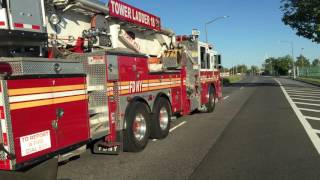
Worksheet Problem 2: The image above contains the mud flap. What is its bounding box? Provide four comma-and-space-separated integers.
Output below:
92, 131, 123, 155
93, 140, 121, 155
0, 158, 58, 180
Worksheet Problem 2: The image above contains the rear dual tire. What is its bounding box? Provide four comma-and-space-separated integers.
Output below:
206, 86, 216, 113
123, 102, 151, 152
150, 97, 171, 139
123, 97, 171, 152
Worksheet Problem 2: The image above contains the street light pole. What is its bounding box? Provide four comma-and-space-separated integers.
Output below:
205, 16, 229, 43
280, 41, 296, 79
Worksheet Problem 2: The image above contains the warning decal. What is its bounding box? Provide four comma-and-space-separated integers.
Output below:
20, 130, 51, 157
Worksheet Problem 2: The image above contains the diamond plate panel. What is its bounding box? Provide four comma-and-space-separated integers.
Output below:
0, 57, 84, 75
68, 52, 110, 139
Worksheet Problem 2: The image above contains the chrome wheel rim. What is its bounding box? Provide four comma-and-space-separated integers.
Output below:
159, 107, 169, 130
133, 113, 147, 141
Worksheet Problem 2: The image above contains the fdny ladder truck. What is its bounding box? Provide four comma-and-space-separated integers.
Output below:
0, 0, 222, 177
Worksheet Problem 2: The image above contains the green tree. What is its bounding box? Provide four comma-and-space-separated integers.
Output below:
281, 0, 320, 43
264, 57, 278, 75
263, 55, 292, 75
312, 58, 320, 66
222, 66, 229, 72
277, 55, 292, 75
250, 65, 260, 74
295, 55, 310, 67
236, 64, 248, 74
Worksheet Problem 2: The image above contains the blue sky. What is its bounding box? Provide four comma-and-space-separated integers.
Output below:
125, 0, 320, 68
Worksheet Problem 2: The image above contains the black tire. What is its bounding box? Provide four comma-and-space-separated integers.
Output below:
150, 97, 171, 139
123, 101, 151, 152
206, 86, 216, 113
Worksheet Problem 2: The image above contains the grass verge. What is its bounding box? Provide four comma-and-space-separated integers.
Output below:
296, 77, 320, 86
222, 76, 242, 85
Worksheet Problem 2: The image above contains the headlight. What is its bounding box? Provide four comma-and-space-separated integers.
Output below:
49, 14, 61, 25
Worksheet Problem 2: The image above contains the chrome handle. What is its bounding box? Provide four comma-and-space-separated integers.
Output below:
52, 120, 58, 130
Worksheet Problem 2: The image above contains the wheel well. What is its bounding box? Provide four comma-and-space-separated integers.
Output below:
128, 96, 151, 112
124, 96, 151, 130
154, 93, 172, 114
210, 83, 216, 92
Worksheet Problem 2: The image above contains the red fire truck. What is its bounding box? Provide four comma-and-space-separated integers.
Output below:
0, 0, 222, 177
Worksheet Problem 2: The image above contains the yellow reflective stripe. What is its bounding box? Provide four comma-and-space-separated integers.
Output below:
107, 91, 113, 96
120, 82, 130, 86
9, 85, 86, 96
120, 90, 130, 94
148, 79, 161, 83
148, 85, 172, 91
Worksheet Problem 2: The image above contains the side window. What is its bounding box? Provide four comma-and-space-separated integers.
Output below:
206, 53, 210, 69
200, 46, 206, 69
214, 55, 222, 69
0, 0, 6, 8
210, 55, 215, 69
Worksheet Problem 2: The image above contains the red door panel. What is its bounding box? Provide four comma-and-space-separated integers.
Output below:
52, 77, 89, 149
7, 78, 57, 164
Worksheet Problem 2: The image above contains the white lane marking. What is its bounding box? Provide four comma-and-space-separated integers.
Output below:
240, 87, 244, 90
152, 121, 187, 142
290, 94, 320, 99
285, 88, 319, 92
275, 79, 320, 154
286, 90, 320, 94
169, 121, 187, 133
306, 116, 320, 121
287, 91, 320, 96
299, 108, 320, 113
223, 96, 230, 100
295, 102, 320, 107
292, 98, 320, 102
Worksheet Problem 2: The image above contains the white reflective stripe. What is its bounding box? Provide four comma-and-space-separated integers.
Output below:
121, 85, 130, 90
107, 87, 114, 91
9, 90, 86, 103
1, 119, 7, 133
23, 24, 32, 29
148, 82, 172, 87
172, 81, 181, 85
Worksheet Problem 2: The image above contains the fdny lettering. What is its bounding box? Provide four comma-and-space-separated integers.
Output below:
129, 81, 143, 93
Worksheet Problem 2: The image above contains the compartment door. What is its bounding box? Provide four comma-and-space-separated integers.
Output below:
7, 78, 57, 164
7, 0, 45, 32
52, 77, 89, 149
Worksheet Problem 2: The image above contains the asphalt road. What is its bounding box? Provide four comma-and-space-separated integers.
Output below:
57, 76, 320, 180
